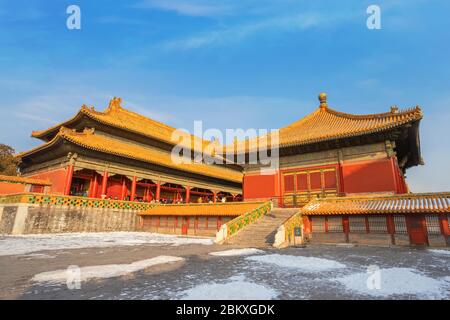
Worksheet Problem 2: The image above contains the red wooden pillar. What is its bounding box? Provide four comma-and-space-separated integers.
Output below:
342, 216, 350, 242
365, 216, 370, 233
120, 176, 127, 201
439, 213, 449, 236
63, 164, 74, 195
100, 170, 108, 197
213, 191, 217, 203
185, 186, 190, 204
387, 215, 395, 245
130, 176, 137, 201
156, 181, 161, 201
338, 162, 345, 195
89, 173, 98, 198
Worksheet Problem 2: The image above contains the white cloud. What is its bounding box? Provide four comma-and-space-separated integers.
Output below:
135, 0, 231, 17
162, 12, 324, 50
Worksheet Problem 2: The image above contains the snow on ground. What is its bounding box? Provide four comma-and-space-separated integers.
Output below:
247, 254, 346, 272
0, 232, 213, 256
180, 275, 279, 300
429, 249, 450, 256
32, 256, 184, 283
334, 267, 448, 298
209, 248, 265, 256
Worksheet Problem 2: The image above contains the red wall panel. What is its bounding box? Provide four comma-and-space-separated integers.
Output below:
342, 159, 396, 194
243, 173, 278, 200
26, 168, 67, 194
0, 182, 26, 194
106, 179, 123, 199
297, 173, 308, 191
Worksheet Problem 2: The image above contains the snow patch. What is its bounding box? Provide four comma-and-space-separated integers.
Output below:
0, 232, 213, 256
247, 254, 346, 272
180, 275, 279, 300
429, 249, 450, 256
32, 255, 184, 283
209, 248, 264, 256
334, 267, 447, 298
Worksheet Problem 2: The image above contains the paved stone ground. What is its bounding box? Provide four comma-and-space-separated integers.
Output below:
0, 242, 449, 300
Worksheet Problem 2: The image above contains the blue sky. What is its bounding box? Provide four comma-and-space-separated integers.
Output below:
0, 0, 449, 191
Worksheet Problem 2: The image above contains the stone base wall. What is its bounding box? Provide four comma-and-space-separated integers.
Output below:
428, 234, 448, 247
348, 233, 392, 246
393, 234, 410, 246
141, 225, 216, 237
0, 204, 140, 235
306, 231, 449, 247
309, 232, 347, 244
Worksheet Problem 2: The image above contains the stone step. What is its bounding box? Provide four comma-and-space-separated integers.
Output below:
224, 208, 298, 246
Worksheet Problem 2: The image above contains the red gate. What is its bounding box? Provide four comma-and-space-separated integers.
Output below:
407, 215, 428, 245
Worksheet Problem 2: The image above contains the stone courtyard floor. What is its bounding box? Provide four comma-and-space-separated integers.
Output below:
0, 232, 449, 300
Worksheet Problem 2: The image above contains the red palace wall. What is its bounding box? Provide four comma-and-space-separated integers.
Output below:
25, 168, 67, 194
0, 181, 26, 194
243, 172, 280, 201
243, 157, 408, 202
341, 158, 402, 194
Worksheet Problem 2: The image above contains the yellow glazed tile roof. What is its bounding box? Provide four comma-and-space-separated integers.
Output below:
300, 192, 450, 215
230, 93, 423, 152
18, 127, 243, 183
0, 174, 51, 186
139, 201, 264, 216
31, 97, 210, 150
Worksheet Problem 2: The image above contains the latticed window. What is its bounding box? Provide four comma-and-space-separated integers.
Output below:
393, 215, 407, 234
349, 216, 367, 233
368, 215, 388, 233
425, 214, 441, 235
311, 216, 325, 233
327, 216, 343, 233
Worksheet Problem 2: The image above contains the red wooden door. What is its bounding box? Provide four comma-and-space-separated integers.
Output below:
407, 215, 428, 245
181, 217, 189, 235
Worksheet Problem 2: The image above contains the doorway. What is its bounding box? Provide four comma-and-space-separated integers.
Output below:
407, 215, 428, 245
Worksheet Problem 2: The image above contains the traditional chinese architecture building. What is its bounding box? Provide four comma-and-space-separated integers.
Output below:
300, 192, 450, 247
2, 92, 448, 247
241, 93, 423, 206
15, 97, 243, 203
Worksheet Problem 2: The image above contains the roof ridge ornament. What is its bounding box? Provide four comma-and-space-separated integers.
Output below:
107, 96, 123, 112
318, 92, 327, 109
390, 105, 399, 113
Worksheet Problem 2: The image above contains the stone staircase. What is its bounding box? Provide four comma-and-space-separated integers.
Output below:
223, 208, 299, 247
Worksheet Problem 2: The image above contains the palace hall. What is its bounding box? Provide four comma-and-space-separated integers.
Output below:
1, 93, 448, 247
15, 97, 243, 204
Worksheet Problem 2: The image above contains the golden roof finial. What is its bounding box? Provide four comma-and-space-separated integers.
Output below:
107, 96, 122, 112
318, 92, 327, 109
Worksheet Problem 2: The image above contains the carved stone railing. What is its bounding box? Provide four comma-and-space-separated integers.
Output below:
0, 193, 156, 211
215, 201, 272, 243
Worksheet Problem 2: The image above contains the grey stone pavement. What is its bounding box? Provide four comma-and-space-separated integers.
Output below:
0, 240, 449, 300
